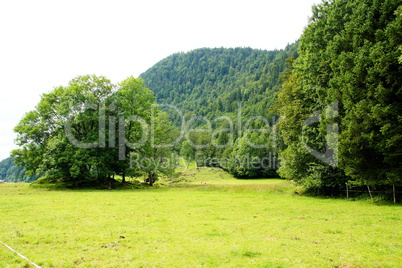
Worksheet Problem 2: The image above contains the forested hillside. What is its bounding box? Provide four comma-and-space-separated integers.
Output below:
140, 45, 298, 122
0, 157, 40, 182
141, 45, 298, 177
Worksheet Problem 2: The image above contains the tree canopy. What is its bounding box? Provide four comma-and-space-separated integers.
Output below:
12, 75, 174, 186
276, 0, 402, 193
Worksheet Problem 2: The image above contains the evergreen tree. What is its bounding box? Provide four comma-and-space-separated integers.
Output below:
276, 0, 402, 192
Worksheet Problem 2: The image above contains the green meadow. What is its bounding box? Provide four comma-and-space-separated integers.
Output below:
1, 173, 401, 268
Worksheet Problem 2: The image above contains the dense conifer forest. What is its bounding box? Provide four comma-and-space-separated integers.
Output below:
140, 44, 298, 122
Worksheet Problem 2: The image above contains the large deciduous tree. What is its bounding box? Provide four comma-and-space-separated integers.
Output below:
12, 75, 172, 186
13, 75, 116, 185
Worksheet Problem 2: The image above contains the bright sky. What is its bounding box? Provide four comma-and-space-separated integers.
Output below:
0, 0, 321, 160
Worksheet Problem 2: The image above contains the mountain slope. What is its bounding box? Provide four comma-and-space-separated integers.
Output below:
140, 44, 298, 122
140, 44, 298, 177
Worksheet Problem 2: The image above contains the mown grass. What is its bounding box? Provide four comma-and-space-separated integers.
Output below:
0, 179, 401, 267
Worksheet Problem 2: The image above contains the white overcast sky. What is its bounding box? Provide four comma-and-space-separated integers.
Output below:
0, 0, 321, 160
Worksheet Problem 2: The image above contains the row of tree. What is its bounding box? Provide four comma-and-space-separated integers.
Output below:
275, 0, 402, 195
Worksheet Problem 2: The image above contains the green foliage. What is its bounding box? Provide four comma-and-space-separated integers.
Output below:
141, 46, 298, 178
140, 108, 179, 185
180, 140, 195, 162
141, 46, 298, 122
224, 132, 278, 178
276, 0, 402, 192
0, 157, 40, 182
11, 75, 174, 186
12, 75, 116, 184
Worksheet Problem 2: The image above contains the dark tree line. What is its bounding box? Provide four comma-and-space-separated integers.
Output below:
275, 0, 402, 198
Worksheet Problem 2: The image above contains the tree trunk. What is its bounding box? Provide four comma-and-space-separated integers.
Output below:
106, 175, 112, 189
346, 183, 349, 199
122, 171, 126, 184
148, 172, 156, 186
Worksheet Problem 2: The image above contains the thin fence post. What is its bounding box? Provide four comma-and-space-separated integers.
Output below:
393, 184, 396, 204
367, 185, 374, 202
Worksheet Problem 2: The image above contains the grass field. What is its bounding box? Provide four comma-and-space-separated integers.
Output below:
0, 173, 401, 267
162, 161, 287, 186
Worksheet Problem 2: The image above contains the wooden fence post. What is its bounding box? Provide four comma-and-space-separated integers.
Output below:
367, 185, 374, 202
393, 184, 396, 204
